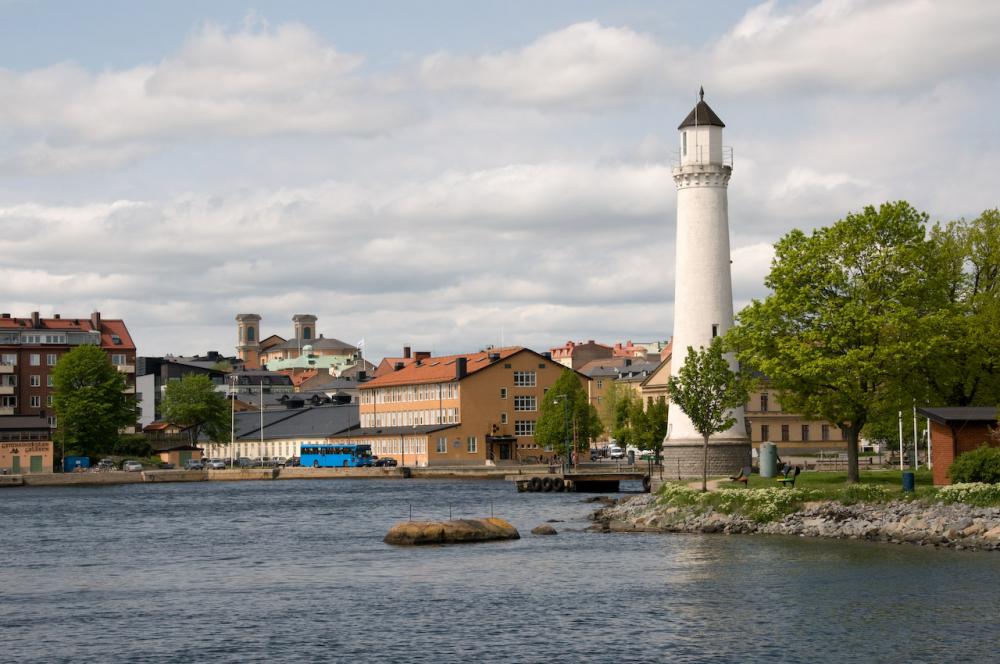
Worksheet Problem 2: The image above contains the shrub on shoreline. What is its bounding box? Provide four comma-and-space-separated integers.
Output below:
935, 482, 1000, 507
948, 445, 1000, 484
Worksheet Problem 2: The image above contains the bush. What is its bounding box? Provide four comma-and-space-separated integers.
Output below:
948, 445, 1000, 484
840, 483, 891, 505
936, 482, 1000, 507
110, 434, 154, 457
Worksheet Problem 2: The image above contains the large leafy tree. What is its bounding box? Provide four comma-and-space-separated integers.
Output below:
52, 344, 135, 458
638, 397, 668, 463
919, 209, 1000, 407
536, 369, 602, 458
728, 201, 936, 483
162, 374, 229, 445
666, 338, 748, 491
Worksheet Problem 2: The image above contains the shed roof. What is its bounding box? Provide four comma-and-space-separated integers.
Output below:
917, 407, 998, 425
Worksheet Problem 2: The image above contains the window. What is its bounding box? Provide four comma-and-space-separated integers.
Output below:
46, 375, 54, 387
30, 375, 40, 387
683, 131, 687, 156
111, 354, 126, 366
303, 328, 311, 340
514, 420, 536, 436
46, 353, 58, 366
840, 427, 847, 441
467, 436, 477, 453
781, 425, 789, 442
1, 353, 16, 366
48, 416, 57, 428
247, 327, 255, 342
500, 388, 508, 399
821, 424, 830, 442
801, 425, 810, 442
30, 395, 41, 408
760, 393, 769, 412
436, 437, 447, 453
597, 380, 603, 389
513, 371, 536, 387
47, 395, 53, 406
500, 412, 508, 424
0, 375, 15, 387
1, 396, 16, 407
513, 395, 536, 411
712, 324, 719, 338
30, 353, 40, 366
761, 424, 770, 441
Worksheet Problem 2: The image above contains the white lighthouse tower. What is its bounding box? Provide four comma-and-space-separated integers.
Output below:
663, 88, 750, 474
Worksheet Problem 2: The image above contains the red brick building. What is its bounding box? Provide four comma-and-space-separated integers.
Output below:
0, 311, 136, 431
918, 407, 998, 485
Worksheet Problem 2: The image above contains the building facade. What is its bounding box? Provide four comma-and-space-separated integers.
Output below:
0, 311, 136, 432
336, 347, 589, 466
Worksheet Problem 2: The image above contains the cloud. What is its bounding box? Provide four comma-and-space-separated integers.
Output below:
419, 21, 671, 109
0, 19, 416, 168
710, 0, 1000, 93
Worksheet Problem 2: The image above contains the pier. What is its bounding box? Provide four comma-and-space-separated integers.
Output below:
507, 469, 651, 493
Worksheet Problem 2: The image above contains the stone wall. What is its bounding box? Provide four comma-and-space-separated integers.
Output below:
659, 442, 751, 479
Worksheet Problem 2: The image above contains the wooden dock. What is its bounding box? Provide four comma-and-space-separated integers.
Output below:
506, 470, 651, 493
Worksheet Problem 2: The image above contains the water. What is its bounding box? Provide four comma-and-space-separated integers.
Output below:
2, 479, 999, 663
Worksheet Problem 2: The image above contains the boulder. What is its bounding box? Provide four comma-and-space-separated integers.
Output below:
384, 518, 520, 546
532, 524, 558, 536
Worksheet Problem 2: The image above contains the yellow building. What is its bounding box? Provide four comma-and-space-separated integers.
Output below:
335, 347, 589, 466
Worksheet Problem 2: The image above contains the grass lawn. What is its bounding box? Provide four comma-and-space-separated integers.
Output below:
736, 467, 936, 499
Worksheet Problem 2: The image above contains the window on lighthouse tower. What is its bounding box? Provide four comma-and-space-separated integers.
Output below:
712, 324, 719, 338
683, 132, 687, 156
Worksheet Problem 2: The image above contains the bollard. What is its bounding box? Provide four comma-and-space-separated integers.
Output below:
902, 471, 915, 493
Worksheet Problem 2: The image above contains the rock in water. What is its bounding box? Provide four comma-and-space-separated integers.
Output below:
384, 518, 520, 545
531, 524, 557, 536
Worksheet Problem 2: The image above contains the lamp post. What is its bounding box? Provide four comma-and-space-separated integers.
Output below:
229, 373, 237, 468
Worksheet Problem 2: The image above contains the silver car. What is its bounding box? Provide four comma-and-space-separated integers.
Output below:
204, 459, 226, 470
122, 460, 143, 472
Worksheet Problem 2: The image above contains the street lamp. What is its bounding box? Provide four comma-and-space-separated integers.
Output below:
228, 373, 238, 468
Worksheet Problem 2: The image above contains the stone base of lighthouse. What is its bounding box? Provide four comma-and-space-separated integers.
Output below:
659, 439, 751, 479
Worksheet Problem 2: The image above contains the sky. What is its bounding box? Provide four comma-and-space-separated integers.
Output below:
2, 0, 999, 363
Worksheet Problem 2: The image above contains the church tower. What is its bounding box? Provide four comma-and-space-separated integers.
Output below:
236, 313, 262, 369
663, 89, 750, 473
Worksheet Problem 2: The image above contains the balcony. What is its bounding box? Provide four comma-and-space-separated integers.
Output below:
0, 406, 13, 416
0, 385, 13, 396
0, 364, 13, 374
116, 364, 136, 374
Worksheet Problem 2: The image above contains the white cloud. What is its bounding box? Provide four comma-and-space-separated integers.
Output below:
419, 21, 671, 109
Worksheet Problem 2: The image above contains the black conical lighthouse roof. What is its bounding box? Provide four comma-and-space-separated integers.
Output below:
678, 87, 725, 130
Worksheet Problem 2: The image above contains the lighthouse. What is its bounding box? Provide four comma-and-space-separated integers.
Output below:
663, 88, 750, 474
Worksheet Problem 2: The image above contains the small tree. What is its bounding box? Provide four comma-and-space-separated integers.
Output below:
536, 369, 602, 458
162, 374, 230, 445
52, 344, 135, 458
666, 338, 748, 492
643, 397, 669, 464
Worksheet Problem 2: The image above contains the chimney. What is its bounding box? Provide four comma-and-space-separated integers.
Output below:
53, 314, 60, 319
542, 351, 552, 360
415, 351, 431, 361
403, 346, 412, 359
357, 371, 367, 381
625, 358, 632, 366
31, 311, 40, 328
487, 352, 500, 362
90, 311, 101, 330
455, 357, 468, 379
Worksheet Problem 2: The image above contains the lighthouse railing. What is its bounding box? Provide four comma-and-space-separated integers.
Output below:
671, 146, 734, 168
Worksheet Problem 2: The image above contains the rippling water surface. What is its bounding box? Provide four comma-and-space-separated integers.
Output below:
2, 479, 999, 663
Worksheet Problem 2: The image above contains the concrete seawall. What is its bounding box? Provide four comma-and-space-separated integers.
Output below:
2, 464, 560, 488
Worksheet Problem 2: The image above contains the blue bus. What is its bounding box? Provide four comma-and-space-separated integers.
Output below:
301, 444, 373, 468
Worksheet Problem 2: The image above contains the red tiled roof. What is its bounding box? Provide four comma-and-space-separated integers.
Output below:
363, 347, 524, 388
0, 314, 136, 350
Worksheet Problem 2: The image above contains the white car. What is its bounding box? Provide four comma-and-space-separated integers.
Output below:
122, 460, 143, 472
608, 446, 625, 459
204, 459, 226, 470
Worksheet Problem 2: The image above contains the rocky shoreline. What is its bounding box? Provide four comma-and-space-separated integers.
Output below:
587, 494, 1000, 551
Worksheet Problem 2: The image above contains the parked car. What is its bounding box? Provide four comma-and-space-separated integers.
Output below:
184, 459, 205, 470
237, 457, 254, 468
374, 457, 398, 467
158, 462, 175, 469
271, 457, 288, 467
122, 460, 143, 472
96, 458, 116, 471
204, 459, 226, 470
285, 457, 301, 467
608, 445, 625, 459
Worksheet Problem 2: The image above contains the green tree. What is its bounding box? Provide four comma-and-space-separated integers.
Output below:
611, 388, 640, 448
52, 344, 134, 458
728, 201, 936, 483
919, 209, 1000, 407
536, 369, 602, 458
162, 374, 230, 445
640, 397, 669, 463
667, 337, 749, 492
599, 380, 629, 435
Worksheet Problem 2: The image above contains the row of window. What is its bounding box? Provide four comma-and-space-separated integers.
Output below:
761, 423, 844, 442
0, 395, 53, 407
0, 375, 56, 387
360, 408, 460, 428
362, 382, 460, 405
0, 352, 129, 366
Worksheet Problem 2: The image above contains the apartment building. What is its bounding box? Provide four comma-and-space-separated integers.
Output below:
0, 311, 136, 430
333, 347, 589, 466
